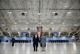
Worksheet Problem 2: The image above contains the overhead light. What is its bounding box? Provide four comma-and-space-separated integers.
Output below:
8, 12, 12, 14
18, 32, 20, 33
1, 24, 6, 26
64, 5, 68, 8
21, 12, 25, 16
74, 24, 78, 26
51, 22, 54, 24
37, 13, 41, 15
54, 13, 58, 16
67, 12, 72, 14
24, 12, 27, 13
52, 12, 58, 16
62, 22, 65, 25
52, 12, 56, 13
26, 22, 29, 24
25, 28, 28, 30
14, 22, 17, 24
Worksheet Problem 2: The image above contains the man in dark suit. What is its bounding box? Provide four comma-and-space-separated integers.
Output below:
12, 37, 15, 47
33, 34, 39, 52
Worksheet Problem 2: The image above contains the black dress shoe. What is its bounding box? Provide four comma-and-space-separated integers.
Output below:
34, 49, 36, 52
35, 49, 37, 52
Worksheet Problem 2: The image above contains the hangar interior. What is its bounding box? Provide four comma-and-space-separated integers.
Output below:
0, 0, 80, 54
0, 0, 80, 41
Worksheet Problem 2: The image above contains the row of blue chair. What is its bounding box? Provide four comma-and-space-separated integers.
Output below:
0, 36, 75, 42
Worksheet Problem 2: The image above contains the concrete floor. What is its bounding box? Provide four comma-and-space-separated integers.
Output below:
0, 42, 80, 54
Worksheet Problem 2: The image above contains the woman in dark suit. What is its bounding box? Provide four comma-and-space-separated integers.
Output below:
33, 34, 39, 52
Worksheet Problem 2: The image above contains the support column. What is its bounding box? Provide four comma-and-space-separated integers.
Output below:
18, 32, 20, 36
29, 31, 31, 37
8, 32, 11, 36
59, 32, 61, 36
49, 32, 51, 37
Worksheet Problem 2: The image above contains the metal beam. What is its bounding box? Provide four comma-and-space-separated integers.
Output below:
39, 0, 41, 13
50, 9, 80, 10
0, 9, 29, 10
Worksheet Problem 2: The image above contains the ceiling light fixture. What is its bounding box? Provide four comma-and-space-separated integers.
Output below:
8, 12, 12, 14
38, 13, 41, 15
51, 22, 54, 24
52, 12, 58, 16
74, 24, 78, 26
67, 12, 72, 14
24, 12, 27, 13
21, 12, 25, 16
14, 22, 17, 24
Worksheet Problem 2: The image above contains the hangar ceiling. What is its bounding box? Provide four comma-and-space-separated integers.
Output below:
0, 0, 80, 32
